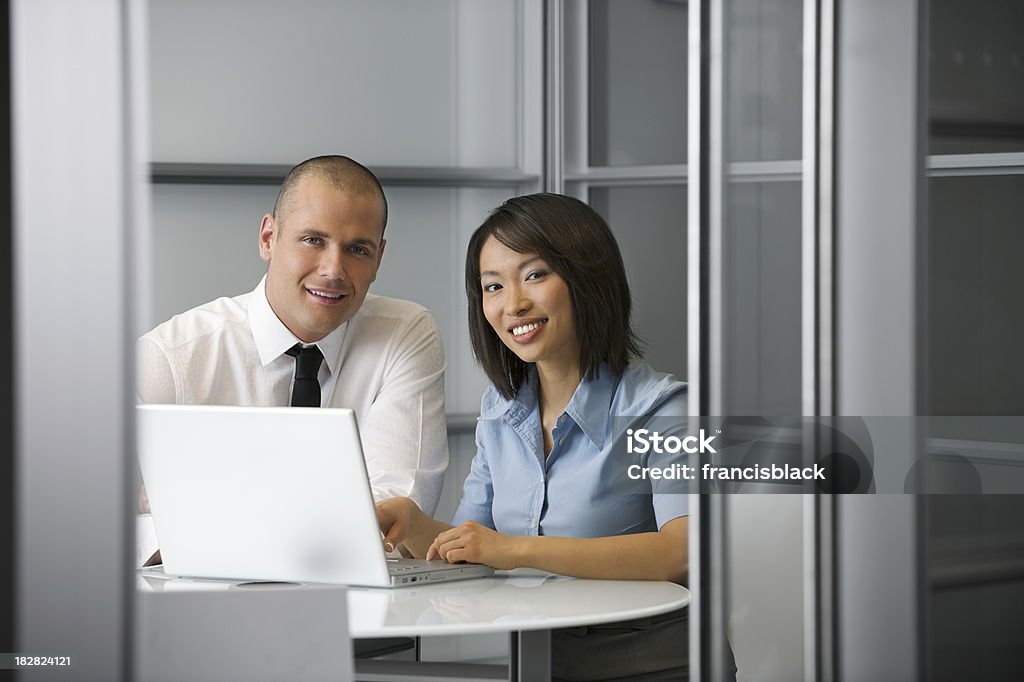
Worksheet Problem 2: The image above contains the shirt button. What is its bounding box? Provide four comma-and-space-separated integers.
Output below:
558, 415, 566, 425
558, 436, 566, 446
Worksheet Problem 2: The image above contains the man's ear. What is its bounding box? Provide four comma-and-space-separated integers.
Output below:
370, 238, 387, 284
258, 213, 276, 263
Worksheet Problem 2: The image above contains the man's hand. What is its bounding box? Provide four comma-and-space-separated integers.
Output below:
426, 521, 518, 570
376, 497, 417, 553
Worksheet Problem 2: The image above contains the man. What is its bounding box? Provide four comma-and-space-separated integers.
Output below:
138, 155, 448, 516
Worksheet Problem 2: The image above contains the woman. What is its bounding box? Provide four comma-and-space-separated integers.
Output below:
378, 193, 694, 681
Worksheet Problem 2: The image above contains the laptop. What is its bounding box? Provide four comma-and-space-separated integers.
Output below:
136, 404, 493, 587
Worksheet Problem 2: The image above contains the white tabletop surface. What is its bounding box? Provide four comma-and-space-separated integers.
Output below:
138, 567, 690, 638
348, 569, 690, 637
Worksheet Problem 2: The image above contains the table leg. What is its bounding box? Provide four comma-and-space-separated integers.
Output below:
509, 630, 550, 682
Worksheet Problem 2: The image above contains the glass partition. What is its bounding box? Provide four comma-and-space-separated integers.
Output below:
589, 184, 687, 379
925, 4, 1024, 675
721, 180, 802, 415
928, 0, 1024, 155
143, 0, 540, 668
725, 0, 803, 163
717, 1, 805, 679
928, 175, 1024, 416
588, 0, 688, 166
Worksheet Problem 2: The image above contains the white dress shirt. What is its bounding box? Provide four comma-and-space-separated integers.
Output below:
138, 277, 448, 514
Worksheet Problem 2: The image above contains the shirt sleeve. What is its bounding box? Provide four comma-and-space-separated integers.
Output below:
450, 424, 496, 530
646, 390, 690, 527
136, 335, 178, 404
359, 310, 449, 516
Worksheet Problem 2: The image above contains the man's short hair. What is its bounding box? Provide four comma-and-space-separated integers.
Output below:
465, 193, 642, 400
273, 155, 388, 236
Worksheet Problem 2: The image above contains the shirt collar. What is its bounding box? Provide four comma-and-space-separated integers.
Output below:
479, 365, 617, 449
248, 275, 347, 374
563, 367, 616, 449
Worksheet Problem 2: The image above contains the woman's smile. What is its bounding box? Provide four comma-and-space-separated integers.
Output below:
508, 318, 548, 342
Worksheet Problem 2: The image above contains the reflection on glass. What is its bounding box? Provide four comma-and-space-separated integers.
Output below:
928, 176, 1024, 416
721, 181, 801, 415
589, 185, 687, 379
929, 579, 1024, 680
716, 5, 804, 678
726, 495, 804, 678
725, 0, 803, 163
588, 0, 687, 166
929, 0, 1024, 155
926, 160, 1024, 680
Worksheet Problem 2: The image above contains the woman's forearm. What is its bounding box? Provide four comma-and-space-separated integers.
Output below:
512, 517, 688, 583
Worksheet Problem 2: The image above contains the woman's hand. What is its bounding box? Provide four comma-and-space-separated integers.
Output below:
426, 521, 519, 570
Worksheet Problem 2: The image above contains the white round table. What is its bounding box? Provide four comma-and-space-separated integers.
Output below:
138, 567, 690, 681
349, 568, 690, 681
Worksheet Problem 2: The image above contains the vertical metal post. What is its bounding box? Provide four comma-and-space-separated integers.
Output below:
518, 0, 545, 196
688, 0, 728, 679
0, 0, 15, 660
802, 0, 837, 679
686, 0, 706, 676
833, 0, 927, 679
509, 630, 551, 682
802, 0, 836, 421
544, 0, 565, 193
12, 0, 144, 679
560, 0, 589, 202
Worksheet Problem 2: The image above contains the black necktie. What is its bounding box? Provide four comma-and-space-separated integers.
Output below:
285, 344, 324, 407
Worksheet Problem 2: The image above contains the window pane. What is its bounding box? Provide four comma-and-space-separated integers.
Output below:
588, 0, 687, 167
713, 5, 806, 677
926, 109, 1024, 682
588, 185, 687, 379
929, 579, 1024, 680
725, 0, 803, 162
727, 496, 805, 679
928, 175, 1024, 415
721, 181, 802, 415
718, 182, 804, 680
929, 0, 1024, 155
149, 0, 519, 167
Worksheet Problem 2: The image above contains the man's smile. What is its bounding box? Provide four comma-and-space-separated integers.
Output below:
306, 286, 349, 304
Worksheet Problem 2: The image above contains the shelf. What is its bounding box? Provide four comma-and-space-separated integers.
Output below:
151, 163, 539, 188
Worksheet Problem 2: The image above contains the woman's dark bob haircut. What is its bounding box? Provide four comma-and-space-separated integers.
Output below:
466, 193, 641, 400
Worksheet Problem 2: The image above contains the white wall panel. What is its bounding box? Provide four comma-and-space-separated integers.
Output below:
150, 0, 518, 167
589, 185, 688, 380
149, 184, 276, 328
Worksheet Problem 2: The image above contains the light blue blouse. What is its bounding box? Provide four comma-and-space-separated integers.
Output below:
452, 363, 689, 538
